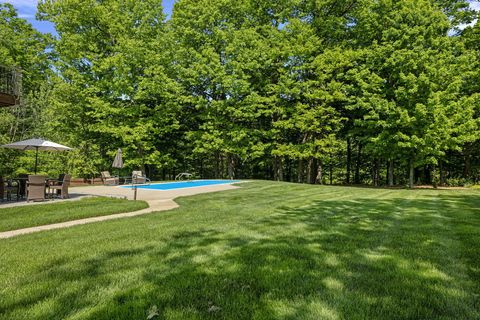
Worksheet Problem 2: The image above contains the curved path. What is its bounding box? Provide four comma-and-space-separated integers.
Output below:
0, 183, 240, 239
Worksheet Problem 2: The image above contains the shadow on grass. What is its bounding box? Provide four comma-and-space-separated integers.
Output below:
2, 194, 480, 320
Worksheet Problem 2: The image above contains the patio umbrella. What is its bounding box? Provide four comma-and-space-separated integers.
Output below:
0, 138, 73, 173
112, 148, 123, 169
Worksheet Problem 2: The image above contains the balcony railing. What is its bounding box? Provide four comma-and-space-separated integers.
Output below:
0, 65, 21, 107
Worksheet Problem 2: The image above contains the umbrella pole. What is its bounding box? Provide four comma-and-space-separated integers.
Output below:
34, 147, 38, 174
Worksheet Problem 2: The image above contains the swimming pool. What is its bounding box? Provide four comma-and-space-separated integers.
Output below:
123, 180, 240, 191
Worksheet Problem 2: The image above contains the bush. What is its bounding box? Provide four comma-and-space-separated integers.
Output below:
444, 178, 472, 187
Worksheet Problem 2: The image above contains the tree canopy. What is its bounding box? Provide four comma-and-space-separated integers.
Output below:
1, 0, 479, 187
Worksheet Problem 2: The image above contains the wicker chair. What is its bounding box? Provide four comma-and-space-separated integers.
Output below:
5, 179, 19, 201
49, 174, 71, 199
27, 175, 46, 202
17, 174, 28, 199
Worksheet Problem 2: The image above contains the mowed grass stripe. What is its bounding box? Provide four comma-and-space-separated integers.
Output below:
0, 197, 148, 232
0, 181, 479, 320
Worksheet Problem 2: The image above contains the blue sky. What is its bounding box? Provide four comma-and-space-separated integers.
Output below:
6, 0, 176, 34
5, 0, 480, 35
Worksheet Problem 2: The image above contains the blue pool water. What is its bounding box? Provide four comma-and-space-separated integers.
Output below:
124, 180, 240, 191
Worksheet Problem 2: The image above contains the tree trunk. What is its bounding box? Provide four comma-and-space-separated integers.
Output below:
214, 152, 220, 179
297, 159, 304, 183
439, 160, 445, 186
274, 156, 284, 181
316, 161, 323, 184
307, 157, 313, 184
409, 158, 415, 189
346, 137, 351, 184
227, 154, 235, 180
329, 154, 334, 185
278, 157, 284, 181
373, 160, 379, 186
273, 157, 279, 181
388, 159, 394, 187
286, 159, 292, 182
307, 157, 316, 184
354, 143, 362, 184
220, 154, 225, 179
464, 146, 471, 179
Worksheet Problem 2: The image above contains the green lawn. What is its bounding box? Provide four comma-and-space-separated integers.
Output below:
0, 197, 148, 232
0, 181, 479, 320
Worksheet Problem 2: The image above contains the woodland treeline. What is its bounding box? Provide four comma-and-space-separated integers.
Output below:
1, 0, 480, 187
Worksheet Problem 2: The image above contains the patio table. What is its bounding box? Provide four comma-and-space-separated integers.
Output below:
10, 177, 59, 200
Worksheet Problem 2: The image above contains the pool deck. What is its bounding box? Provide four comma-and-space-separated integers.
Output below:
70, 182, 241, 201
0, 182, 242, 239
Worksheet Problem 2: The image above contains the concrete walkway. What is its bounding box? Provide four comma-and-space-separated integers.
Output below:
0, 182, 240, 239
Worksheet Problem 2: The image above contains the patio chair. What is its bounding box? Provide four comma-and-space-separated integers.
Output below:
48, 173, 65, 195
132, 170, 150, 184
49, 174, 71, 199
17, 174, 28, 199
27, 175, 46, 202
101, 171, 119, 185
4, 179, 19, 201
0, 176, 17, 201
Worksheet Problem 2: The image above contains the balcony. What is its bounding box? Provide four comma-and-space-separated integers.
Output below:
0, 65, 21, 107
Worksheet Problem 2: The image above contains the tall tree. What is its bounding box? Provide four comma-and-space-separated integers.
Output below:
347, 0, 476, 187
0, 3, 51, 175
38, 0, 180, 177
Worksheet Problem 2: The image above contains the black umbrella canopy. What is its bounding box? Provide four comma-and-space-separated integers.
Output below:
1, 138, 73, 173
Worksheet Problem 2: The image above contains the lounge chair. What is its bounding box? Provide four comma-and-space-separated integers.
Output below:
27, 175, 46, 202
101, 171, 119, 185
132, 170, 150, 184
49, 174, 71, 199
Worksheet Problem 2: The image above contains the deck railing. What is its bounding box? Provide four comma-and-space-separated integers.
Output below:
0, 65, 21, 106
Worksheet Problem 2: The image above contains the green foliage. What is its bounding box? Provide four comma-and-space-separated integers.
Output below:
0, 0, 479, 184
0, 3, 52, 176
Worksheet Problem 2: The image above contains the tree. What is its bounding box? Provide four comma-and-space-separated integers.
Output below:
38, 0, 180, 177
0, 3, 52, 175
347, 0, 477, 188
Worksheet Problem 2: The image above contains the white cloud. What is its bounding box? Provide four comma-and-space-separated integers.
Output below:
18, 13, 35, 18
6, 0, 38, 9
6, 0, 37, 19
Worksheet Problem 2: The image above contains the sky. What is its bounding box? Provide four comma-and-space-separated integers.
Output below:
5, 0, 176, 34
4, 0, 480, 35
